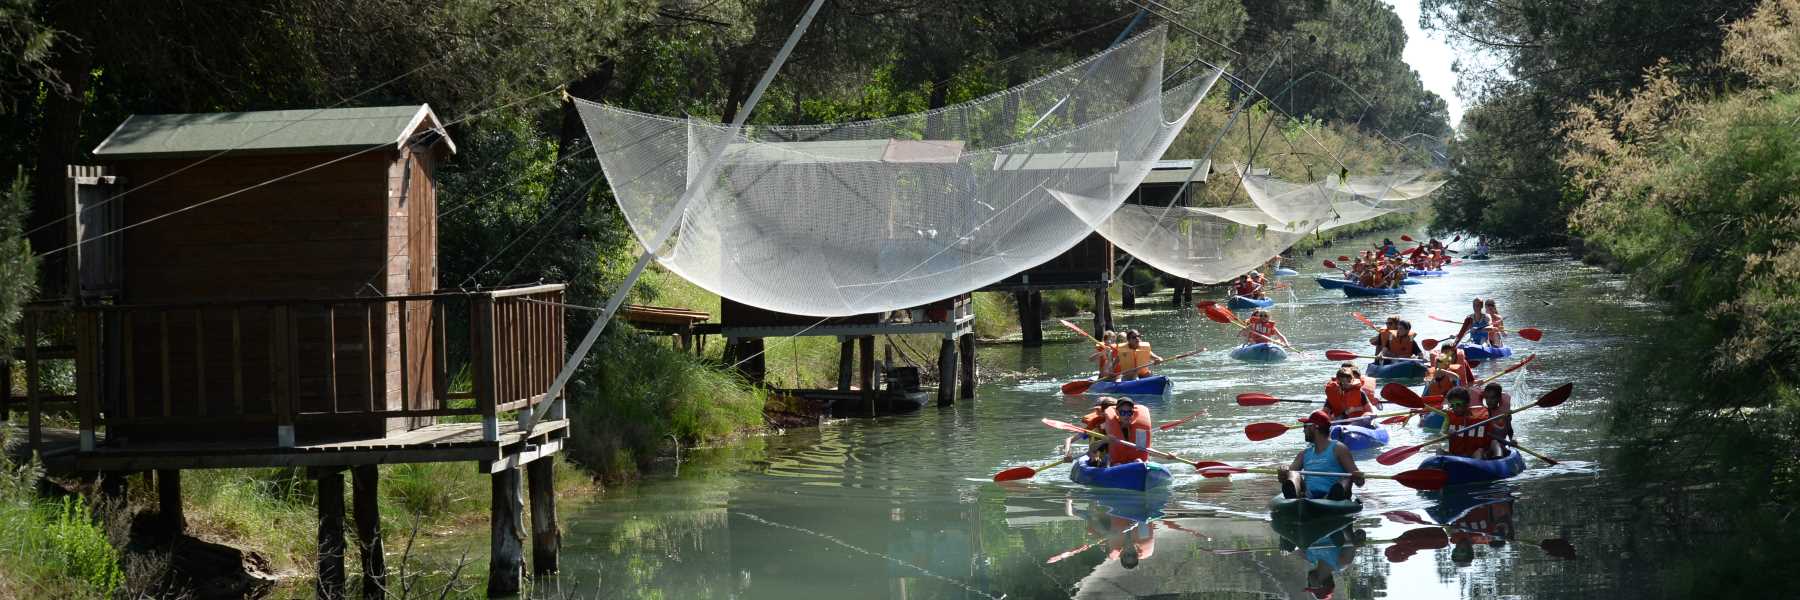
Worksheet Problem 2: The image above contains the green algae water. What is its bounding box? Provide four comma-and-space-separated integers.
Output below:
541, 240, 1706, 599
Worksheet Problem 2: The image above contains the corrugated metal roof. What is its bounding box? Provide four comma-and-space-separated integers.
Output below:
92, 104, 455, 159
1141, 159, 1211, 185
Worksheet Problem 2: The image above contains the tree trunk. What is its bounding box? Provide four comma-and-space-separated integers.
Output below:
30, 5, 94, 299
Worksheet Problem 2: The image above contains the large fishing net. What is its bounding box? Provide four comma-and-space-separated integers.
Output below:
1098, 166, 1444, 283
575, 27, 1223, 316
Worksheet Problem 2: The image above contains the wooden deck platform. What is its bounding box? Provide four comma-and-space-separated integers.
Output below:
30, 419, 568, 473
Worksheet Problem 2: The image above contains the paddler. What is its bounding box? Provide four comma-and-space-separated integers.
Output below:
1483, 299, 1506, 348
1462, 297, 1492, 346
1370, 316, 1401, 353
1089, 330, 1119, 378
1233, 274, 1264, 299
1113, 330, 1162, 380
1430, 340, 1475, 384
1482, 383, 1514, 455
1373, 319, 1421, 365
1323, 367, 1376, 420
1102, 398, 1154, 465
1423, 367, 1458, 403
1243, 309, 1290, 347
1250, 270, 1271, 297
1443, 387, 1493, 459
1475, 237, 1490, 256
1277, 410, 1366, 501
1062, 397, 1118, 457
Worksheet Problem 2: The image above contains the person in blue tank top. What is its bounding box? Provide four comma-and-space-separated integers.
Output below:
1464, 297, 1491, 346
1277, 410, 1366, 500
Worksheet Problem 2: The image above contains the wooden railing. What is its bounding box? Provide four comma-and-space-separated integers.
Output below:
42, 285, 566, 451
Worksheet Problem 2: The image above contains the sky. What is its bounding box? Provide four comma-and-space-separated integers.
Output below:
1382, 0, 1466, 128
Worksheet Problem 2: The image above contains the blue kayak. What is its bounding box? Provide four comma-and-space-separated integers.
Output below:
1085, 375, 1171, 396
1468, 254, 1492, 260
1343, 284, 1405, 297
1459, 343, 1514, 361
1315, 276, 1351, 290
1227, 295, 1275, 309
1070, 460, 1174, 492
1268, 495, 1362, 520
1330, 417, 1390, 450
1273, 268, 1300, 276
1401, 278, 1422, 286
1420, 449, 1527, 485
1407, 269, 1448, 277
1364, 360, 1427, 380
1228, 342, 1289, 363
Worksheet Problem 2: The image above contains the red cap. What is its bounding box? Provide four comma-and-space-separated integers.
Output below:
1298, 409, 1333, 430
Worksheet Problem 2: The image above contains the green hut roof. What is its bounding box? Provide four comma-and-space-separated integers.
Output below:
92, 104, 455, 159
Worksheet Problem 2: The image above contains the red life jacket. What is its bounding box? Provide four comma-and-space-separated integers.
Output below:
1324, 380, 1373, 419
1104, 406, 1154, 464
1447, 407, 1492, 457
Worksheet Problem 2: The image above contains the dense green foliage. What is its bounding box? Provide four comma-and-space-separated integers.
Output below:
0, 449, 122, 598
1422, 0, 1761, 244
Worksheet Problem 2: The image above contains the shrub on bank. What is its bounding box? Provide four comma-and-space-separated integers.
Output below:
0, 442, 123, 599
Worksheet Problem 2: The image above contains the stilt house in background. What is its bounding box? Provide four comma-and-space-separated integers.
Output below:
7, 105, 566, 597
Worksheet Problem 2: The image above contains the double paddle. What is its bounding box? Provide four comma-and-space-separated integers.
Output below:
1039, 418, 1225, 472
1375, 383, 1573, 466
1195, 464, 1449, 491
1059, 349, 1205, 395
1196, 302, 1302, 355
1428, 314, 1545, 341
1241, 411, 1415, 441
1383, 510, 1576, 558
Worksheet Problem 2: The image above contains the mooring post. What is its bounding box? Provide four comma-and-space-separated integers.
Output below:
1019, 292, 1043, 346
315, 468, 347, 600
1120, 281, 1135, 309
958, 333, 976, 400
936, 336, 956, 406
858, 335, 876, 414
350, 465, 384, 600
156, 469, 184, 534
528, 458, 560, 575
836, 337, 854, 391
488, 466, 525, 597
1093, 285, 1111, 334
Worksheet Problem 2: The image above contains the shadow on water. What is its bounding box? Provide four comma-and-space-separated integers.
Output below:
528, 242, 1795, 599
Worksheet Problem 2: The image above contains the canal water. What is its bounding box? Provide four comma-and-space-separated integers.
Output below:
547, 239, 1677, 599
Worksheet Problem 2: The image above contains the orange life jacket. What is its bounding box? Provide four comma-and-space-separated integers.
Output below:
1425, 375, 1458, 400
1447, 407, 1492, 457
1431, 348, 1474, 383
1115, 342, 1154, 377
1324, 380, 1373, 419
1385, 333, 1416, 357
1246, 319, 1276, 342
1104, 406, 1154, 464
1372, 328, 1393, 349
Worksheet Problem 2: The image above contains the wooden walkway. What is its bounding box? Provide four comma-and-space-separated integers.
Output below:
32, 419, 568, 473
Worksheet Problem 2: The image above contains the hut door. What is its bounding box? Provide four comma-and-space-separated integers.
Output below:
68, 165, 123, 300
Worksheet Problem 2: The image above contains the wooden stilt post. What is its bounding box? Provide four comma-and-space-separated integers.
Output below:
488, 467, 525, 597
743, 337, 766, 385
528, 458, 560, 575
936, 337, 956, 406
958, 333, 976, 399
836, 338, 854, 392
350, 466, 384, 600
156, 469, 184, 534
858, 335, 876, 414
1019, 292, 1043, 346
1120, 281, 1135, 308
1093, 285, 1111, 334
316, 468, 346, 600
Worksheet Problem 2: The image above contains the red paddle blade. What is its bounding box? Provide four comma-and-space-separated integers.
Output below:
1046, 541, 1098, 564
1041, 418, 1086, 435
1518, 327, 1544, 341
993, 466, 1038, 482
1236, 392, 1279, 406
1379, 414, 1412, 425
1191, 461, 1227, 471
1204, 305, 1236, 324
1539, 383, 1574, 408
1401, 235, 1415, 242
1396, 526, 1449, 549
1381, 382, 1425, 407
1323, 259, 1338, 269
1195, 300, 1216, 308
1061, 380, 1093, 395
1382, 510, 1431, 525
1325, 349, 1359, 361
1245, 422, 1292, 441
1393, 468, 1449, 490
1421, 338, 1438, 350
1377, 443, 1425, 466
1352, 312, 1377, 328
1199, 466, 1247, 478
1337, 255, 1351, 262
